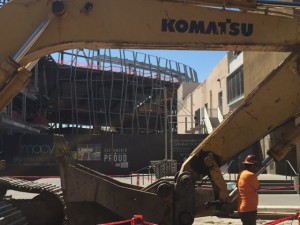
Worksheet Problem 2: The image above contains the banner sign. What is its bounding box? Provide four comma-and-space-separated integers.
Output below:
0, 134, 207, 175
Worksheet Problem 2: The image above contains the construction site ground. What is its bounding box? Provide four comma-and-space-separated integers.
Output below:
5, 175, 300, 225
194, 215, 299, 225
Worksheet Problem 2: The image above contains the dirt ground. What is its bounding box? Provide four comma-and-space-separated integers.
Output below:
194, 216, 299, 225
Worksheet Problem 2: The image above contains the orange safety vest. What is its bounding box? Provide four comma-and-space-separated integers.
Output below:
237, 170, 260, 212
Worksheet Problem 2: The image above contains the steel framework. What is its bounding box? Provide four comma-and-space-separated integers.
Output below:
0, 0, 198, 135
40, 49, 197, 134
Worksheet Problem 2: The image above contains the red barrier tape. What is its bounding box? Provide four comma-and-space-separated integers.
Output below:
263, 212, 299, 225
260, 184, 300, 190
99, 215, 158, 225
98, 219, 131, 225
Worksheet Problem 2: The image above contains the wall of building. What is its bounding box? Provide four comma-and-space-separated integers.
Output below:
177, 82, 199, 101
177, 88, 194, 134
204, 56, 229, 115
177, 55, 228, 134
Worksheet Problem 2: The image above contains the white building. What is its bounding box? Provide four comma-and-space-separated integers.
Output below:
177, 51, 300, 175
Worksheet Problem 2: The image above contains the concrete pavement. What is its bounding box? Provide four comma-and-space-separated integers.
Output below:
259, 194, 300, 214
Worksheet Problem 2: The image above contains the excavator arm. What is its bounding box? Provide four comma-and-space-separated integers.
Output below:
180, 51, 300, 207
1, 0, 300, 65
1, 0, 300, 224
1, 0, 300, 110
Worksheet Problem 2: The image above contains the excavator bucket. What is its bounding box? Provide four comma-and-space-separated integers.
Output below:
51, 135, 171, 225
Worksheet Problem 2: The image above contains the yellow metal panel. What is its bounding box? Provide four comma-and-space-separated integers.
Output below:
0, 0, 300, 66
0, 58, 19, 88
160, 0, 257, 9
0, 67, 31, 110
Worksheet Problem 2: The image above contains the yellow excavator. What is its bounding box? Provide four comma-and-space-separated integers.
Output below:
0, 0, 300, 224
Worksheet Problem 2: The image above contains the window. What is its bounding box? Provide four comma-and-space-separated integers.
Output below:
227, 51, 242, 65
194, 109, 200, 126
227, 66, 244, 104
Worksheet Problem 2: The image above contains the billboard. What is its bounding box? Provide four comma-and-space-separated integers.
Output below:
0, 134, 207, 176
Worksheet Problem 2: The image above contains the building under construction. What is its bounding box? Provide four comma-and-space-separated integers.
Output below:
0, 48, 197, 135
0, 48, 202, 176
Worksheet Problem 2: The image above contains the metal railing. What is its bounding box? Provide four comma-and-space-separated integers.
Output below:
203, 107, 213, 134
222, 160, 237, 181
130, 165, 157, 186
285, 160, 299, 181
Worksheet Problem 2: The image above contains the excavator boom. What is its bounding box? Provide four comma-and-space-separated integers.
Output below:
1, 0, 300, 224
1, 0, 300, 67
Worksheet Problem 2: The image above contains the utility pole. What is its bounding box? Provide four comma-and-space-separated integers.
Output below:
152, 87, 168, 160
170, 97, 173, 160
164, 87, 168, 160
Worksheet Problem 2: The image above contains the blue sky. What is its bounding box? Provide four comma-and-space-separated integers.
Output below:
136, 50, 227, 83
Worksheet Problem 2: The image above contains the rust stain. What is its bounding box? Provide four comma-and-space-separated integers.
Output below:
243, 110, 258, 121
243, 101, 252, 108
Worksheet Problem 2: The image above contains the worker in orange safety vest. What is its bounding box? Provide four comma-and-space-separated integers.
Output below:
237, 154, 261, 225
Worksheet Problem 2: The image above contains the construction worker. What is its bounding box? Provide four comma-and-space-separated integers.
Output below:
237, 154, 260, 225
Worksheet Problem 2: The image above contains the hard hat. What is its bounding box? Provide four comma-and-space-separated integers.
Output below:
242, 154, 258, 165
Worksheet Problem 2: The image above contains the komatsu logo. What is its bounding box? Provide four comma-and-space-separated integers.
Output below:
161, 19, 253, 36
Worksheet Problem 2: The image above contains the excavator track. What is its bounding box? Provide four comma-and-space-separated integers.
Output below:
0, 201, 28, 225
0, 177, 66, 225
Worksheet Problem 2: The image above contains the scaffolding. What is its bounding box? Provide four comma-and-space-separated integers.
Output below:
42, 49, 197, 135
